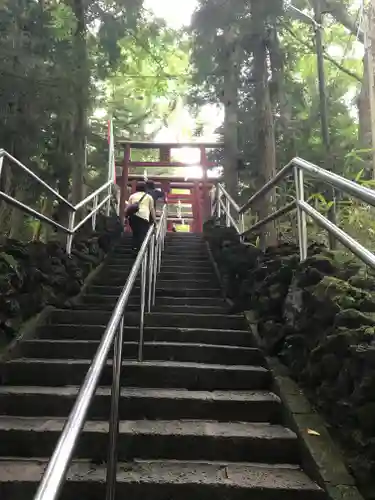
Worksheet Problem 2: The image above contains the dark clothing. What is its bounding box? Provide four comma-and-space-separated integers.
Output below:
128, 215, 150, 251
148, 188, 165, 203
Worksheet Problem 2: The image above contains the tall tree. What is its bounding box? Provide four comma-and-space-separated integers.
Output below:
67, 0, 88, 205
222, 24, 240, 200
250, 0, 280, 247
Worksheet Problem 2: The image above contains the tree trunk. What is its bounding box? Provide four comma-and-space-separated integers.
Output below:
251, 0, 277, 249
33, 196, 55, 242
8, 187, 27, 240
365, 0, 375, 178
358, 55, 372, 152
222, 25, 239, 201
0, 162, 13, 234
268, 23, 297, 166
68, 0, 88, 207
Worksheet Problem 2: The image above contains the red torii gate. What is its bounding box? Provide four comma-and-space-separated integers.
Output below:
116, 141, 223, 233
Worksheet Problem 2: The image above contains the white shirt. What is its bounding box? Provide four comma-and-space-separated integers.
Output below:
128, 191, 154, 221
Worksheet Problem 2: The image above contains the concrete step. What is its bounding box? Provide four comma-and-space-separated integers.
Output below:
18, 340, 265, 366
93, 274, 217, 287
163, 249, 208, 256
103, 269, 216, 281
35, 325, 255, 346
86, 285, 222, 297
2, 359, 271, 390
113, 247, 207, 257
47, 310, 247, 330
155, 279, 218, 289
0, 387, 280, 422
0, 459, 325, 500
107, 258, 212, 268
161, 253, 209, 260
107, 263, 214, 273
0, 417, 299, 463
80, 295, 224, 307
151, 305, 227, 314
71, 302, 227, 314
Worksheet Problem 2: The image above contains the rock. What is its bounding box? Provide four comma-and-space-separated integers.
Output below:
356, 402, 375, 434
205, 220, 375, 499
349, 276, 375, 292
258, 320, 287, 354
335, 310, 375, 329
0, 214, 121, 342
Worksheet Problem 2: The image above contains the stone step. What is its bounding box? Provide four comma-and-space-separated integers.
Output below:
93, 275, 217, 287
2, 359, 271, 390
71, 302, 227, 315
164, 242, 207, 248
18, 340, 265, 366
35, 325, 255, 346
47, 310, 247, 331
80, 295, 224, 307
0, 417, 299, 463
107, 263, 214, 273
152, 305, 227, 314
86, 285, 222, 297
113, 247, 207, 257
0, 386, 280, 422
0, 459, 324, 500
106, 258, 212, 268
102, 269, 216, 281
161, 253, 209, 260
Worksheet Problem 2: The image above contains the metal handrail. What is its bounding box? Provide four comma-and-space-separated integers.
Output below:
34, 205, 168, 500
0, 148, 115, 254
218, 184, 241, 212
212, 184, 244, 234
213, 157, 375, 268
0, 149, 75, 210
74, 180, 113, 211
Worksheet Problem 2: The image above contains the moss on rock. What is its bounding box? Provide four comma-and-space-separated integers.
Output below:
205, 220, 375, 499
0, 213, 122, 346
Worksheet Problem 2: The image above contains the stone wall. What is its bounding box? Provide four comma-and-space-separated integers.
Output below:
0, 214, 122, 348
204, 218, 375, 500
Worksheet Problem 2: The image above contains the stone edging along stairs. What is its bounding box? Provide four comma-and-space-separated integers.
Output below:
0, 233, 326, 499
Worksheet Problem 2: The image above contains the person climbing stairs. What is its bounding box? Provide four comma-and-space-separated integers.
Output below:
0, 233, 325, 499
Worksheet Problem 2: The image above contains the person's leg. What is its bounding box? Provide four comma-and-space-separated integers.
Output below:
138, 218, 151, 248
129, 216, 140, 251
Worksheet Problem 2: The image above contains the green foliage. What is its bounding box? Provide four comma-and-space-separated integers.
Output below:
0, 0, 190, 239
190, 0, 364, 180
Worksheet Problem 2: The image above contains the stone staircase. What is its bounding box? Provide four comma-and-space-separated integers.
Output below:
0, 233, 325, 499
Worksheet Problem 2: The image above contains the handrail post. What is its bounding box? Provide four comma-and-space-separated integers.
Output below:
239, 213, 245, 241
152, 234, 158, 306
66, 211, 76, 256
240, 213, 245, 234
92, 195, 98, 230
0, 154, 4, 179
105, 314, 124, 500
158, 235, 162, 272
138, 249, 148, 362
294, 166, 307, 261
226, 197, 230, 227
217, 185, 221, 219
148, 232, 155, 312
106, 184, 111, 217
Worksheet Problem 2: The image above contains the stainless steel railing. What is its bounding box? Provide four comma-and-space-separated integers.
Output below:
212, 157, 375, 269
0, 149, 115, 254
34, 204, 168, 500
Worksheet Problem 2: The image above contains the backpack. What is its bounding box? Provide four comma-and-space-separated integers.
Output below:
125, 193, 147, 218
149, 188, 164, 202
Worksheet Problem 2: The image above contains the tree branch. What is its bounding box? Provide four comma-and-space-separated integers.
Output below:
281, 23, 362, 82
320, 0, 363, 44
